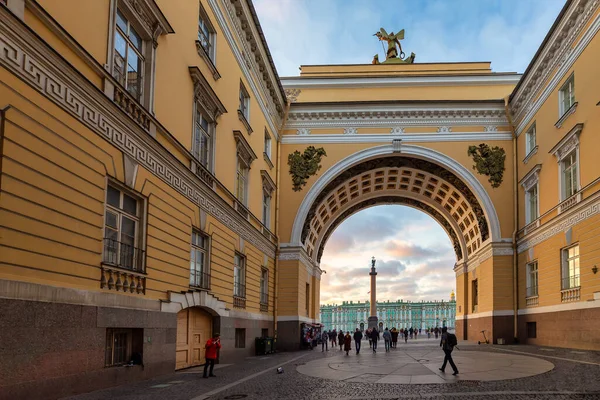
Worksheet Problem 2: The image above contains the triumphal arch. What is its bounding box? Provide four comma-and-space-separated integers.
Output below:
275, 46, 521, 349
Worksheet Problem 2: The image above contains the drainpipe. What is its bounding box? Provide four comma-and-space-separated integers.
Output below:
273, 100, 292, 341
504, 96, 519, 342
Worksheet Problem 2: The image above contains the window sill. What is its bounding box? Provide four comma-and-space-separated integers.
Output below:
237, 110, 253, 134
233, 296, 246, 309
523, 145, 538, 164
555, 102, 578, 129
263, 152, 274, 169
195, 40, 221, 80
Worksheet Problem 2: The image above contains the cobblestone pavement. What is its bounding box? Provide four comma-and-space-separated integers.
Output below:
65, 342, 600, 400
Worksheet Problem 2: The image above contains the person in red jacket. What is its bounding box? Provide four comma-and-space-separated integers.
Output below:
203, 333, 221, 378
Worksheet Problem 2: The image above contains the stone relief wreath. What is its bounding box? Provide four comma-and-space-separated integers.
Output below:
288, 146, 327, 192
467, 144, 506, 188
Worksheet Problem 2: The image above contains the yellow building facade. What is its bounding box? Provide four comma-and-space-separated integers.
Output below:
0, 0, 599, 398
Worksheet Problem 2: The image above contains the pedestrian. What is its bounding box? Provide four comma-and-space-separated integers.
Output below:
321, 330, 329, 352
338, 330, 344, 351
434, 327, 439, 339
391, 328, 398, 348
367, 328, 373, 348
353, 328, 363, 354
370, 327, 379, 353
330, 329, 337, 348
427, 329, 431, 339
439, 327, 459, 375
203, 333, 221, 378
404, 328, 408, 343
344, 332, 352, 356
383, 328, 391, 352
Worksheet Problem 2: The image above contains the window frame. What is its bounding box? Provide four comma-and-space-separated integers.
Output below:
192, 106, 215, 171
561, 150, 578, 200
561, 244, 580, 290
190, 229, 210, 289
260, 267, 268, 305
525, 183, 539, 224
112, 9, 145, 102
233, 253, 246, 298
471, 279, 478, 313
526, 261, 538, 298
197, 4, 216, 62
264, 129, 272, 160
239, 83, 250, 121
262, 190, 271, 228
558, 74, 575, 117
235, 159, 249, 205
525, 123, 536, 156
103, 183, 145, 272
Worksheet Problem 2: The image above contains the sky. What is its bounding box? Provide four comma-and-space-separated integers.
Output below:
253, 0, 566, 304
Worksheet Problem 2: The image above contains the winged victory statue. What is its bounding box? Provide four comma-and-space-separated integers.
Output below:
373, 28, 415, 64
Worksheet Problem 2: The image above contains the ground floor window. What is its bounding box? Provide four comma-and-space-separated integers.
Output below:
105, 328, 143, 367
261, 328, 269, 338
526, 322, 537, 339
235, 328, 246, 348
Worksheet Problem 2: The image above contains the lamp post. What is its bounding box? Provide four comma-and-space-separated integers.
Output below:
368, 256, 378, 329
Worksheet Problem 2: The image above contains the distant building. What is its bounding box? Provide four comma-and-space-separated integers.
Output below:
320, 292, 456, 332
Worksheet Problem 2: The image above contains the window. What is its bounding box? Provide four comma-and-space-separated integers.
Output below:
239, 83, 250, 121
471, 279, 478, 313
526, 261, 538, 297
561, 245, 580, 290
305, 283, 310, 315
526, 322, 537, 339
525, 124, 536, 155
235, 328, 246, 348
233, 253, 246, 298
193, 109, 213, 169
559, 74, 575, 116
105, 328, 143, 367
261, 328, 269, 338
103, 184, 144, 271
561, 151, 578, 199
262, 191, 271, 228
260, 268, 268, 305
113, 10, 144, 101
236, 160, 249, 205
264, 130, 272, 159
525, 185, 538, 224
190, 230, 209, 289
198, 6, 215, 61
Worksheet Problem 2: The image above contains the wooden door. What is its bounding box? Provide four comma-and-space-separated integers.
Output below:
176, 308, 212, 369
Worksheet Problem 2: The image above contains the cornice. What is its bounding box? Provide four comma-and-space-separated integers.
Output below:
281, 132, 513, 144
233, 130, 257, 166
285, 104, 509, 129
260, 169, 276, 193
189, 66, 227, 121
119, 0, 175, 42
0, 8, 276, 258
464, 241, 514, 274
512, 0, 600, 133
549, 123, 583, 160
519, 164, 542, 191
280, 74, 522, 89
207, 0, 281, 141
218, 0, 285, 117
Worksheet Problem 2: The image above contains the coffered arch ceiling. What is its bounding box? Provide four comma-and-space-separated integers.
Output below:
301, 156, 491, 264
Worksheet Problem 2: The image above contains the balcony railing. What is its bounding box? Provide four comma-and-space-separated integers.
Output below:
526, 285, 538, 298
558, 192, 581, 214
113, 84, 152, 132
190, 270, 211, 290
102, 238, 145, 273
526, 296, 539, 307
234, 283, 246, 308
195, 161, 215, 188
101, 265, 146, 294
561, 287, 580, 303
260, 292, 268, 312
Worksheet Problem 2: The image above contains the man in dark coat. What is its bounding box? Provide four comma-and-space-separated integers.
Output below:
370, 327, 379, 353
353, 328, 363, 354
337, 330, 344, 351
439, 327, 459, 375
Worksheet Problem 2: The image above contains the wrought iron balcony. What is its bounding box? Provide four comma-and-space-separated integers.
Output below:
561, 275, 580, 290
234, 283, 246, 309
190, 270, 211, 290
102, 238, 145, 273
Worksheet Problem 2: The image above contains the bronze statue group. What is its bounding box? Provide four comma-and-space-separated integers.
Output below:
319, 326, 459, 375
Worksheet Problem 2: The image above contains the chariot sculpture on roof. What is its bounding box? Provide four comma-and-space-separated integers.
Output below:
373, 28, 416, 64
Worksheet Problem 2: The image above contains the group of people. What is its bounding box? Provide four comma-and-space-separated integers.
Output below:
316, 326, 459, 374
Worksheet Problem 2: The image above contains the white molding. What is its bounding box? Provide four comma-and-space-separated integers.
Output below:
289, 144, 502, 247
465, 241, 514, 273
514, 3, 600, 135
520, 164, 542, 191
455, 310, 514, 320
281, 74, 522, 89
518, 299, 600, 315
518, 192, 600, 253
282, 132, 512, 145
522, 145, 538, 164
277, 315, 316, 323
207, 0, 281, 141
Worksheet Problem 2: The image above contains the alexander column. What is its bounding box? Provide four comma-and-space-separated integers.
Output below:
368, 256, 378, 329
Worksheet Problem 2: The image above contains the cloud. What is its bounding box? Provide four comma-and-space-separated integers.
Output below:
383, 240, 444, 259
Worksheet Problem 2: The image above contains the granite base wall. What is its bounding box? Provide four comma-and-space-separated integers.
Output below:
456, 315, 515, 344
0, 298, 176, 400
277, 320, 303, 352
518, 307, 600, 350
216, 315, 273, 363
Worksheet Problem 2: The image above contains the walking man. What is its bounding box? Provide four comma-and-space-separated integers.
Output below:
404, 328, 408, 343
383, 328, 391, 352
439, 327, 459, 375
338, 330, 344, 351
203, 333, 221, 378
321, 330, 329, 352
353, 328, 363, 354
370, 327, 379, 353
